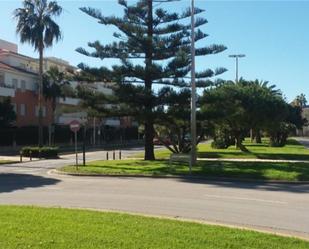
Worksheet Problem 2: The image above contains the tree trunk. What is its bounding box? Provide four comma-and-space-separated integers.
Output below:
235, 136, 241, 149
144, 120, 155, 160
38, 45, 44, 147
255, 130, 262, 143
51, 98, 57, 145
144, 0, 155, 160
235, 134, 248, 152
250, 128, 254, 143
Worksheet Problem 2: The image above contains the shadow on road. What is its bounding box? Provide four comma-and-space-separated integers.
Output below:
0, 173, 60, 193
177, 177, 309, 193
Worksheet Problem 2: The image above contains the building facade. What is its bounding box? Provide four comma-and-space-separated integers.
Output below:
0, 39, 138, 145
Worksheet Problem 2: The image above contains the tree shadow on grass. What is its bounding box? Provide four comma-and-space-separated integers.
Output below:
253, 153, 309, 161
177, 176, 309, 193
197, 151, 252, 159
0, 173, 60, 193
175, 161, 309, 193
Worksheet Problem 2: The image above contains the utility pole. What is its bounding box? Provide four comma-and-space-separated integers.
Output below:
190, 0, 196, 171
229, 54, 246, 83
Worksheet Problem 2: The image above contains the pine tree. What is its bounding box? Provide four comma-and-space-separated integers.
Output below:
77, 0, 226, 160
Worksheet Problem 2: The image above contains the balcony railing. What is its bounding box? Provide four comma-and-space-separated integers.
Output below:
0, 85, 15, 97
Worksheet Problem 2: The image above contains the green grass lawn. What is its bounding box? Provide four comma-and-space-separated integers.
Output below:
0, 160, 15, 165
0, 206, 308, 249
61, 159, 309, 181
133, 138, 309, 160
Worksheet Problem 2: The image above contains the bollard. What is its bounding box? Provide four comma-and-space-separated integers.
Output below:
29, 151, 32, 161
106, 151, 109, 160
113, 151, 115, 160
119, 150, 121, 160
20, 151, 22, 163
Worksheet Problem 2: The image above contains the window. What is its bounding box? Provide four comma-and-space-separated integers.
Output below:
12, 104, 17, 113
35, 106, 47, 117
21, 80, 26, 92
42, 106, 47, 117
35, 106, 38, 117
0, 73, 4, 86
20, 104, 26, 116
12, 79, 18, 89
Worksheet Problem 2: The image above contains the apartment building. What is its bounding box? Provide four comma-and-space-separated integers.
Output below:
0, 39, 137, 135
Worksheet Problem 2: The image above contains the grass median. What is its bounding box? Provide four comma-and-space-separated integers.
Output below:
0, 206, 308, 249
0, 160, 16, 165
60, 159, 309, 181
132, 139, 309, 160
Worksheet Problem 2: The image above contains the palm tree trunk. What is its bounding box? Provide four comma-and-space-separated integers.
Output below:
51, 98, 57, 145
38, 45, 44, 147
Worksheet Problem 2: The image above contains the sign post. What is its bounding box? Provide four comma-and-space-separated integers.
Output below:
70, 120, 81, 169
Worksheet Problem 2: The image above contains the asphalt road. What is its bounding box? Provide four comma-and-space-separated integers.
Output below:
0, 145, 309, 239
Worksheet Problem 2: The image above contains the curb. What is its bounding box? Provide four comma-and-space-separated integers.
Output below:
51, 169, 309, 184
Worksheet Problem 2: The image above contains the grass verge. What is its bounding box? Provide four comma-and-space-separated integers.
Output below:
133, 138, 309, 160
0, 160, 16, 165
60, 159, 309, 181
0, 206, 308, 249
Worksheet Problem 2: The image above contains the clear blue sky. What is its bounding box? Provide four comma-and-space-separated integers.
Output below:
0, 0, 308, 102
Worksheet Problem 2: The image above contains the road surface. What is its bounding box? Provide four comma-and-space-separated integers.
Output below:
0, 146, 309, 240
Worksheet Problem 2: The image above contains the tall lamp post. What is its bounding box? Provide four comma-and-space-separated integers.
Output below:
229, 54, 245, 83
190, 0, 196, 171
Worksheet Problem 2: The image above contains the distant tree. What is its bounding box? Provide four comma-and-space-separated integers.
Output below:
77, 0, 226, 160
239, 79, 281, 144
292, 93, 307, 108
43, 66, 69, 144
0, 97, 16, 128
154, 88, 205, 154
201, 80, 303, 149
201, 81, 249, 151
14, 0, 62, 147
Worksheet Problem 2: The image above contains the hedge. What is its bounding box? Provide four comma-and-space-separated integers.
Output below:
21, 147, 59, 158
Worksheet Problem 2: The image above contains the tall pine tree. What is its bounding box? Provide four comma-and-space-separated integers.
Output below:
77, 0, 226, 160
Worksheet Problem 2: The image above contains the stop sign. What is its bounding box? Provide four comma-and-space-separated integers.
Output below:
70, 120, 80, 132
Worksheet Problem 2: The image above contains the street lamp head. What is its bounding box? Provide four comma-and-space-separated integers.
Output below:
229, 54, 246, 58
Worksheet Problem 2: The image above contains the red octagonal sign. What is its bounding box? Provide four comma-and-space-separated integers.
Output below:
70, 120, 80, 132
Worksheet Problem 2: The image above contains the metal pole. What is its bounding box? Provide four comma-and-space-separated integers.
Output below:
229, 54, 245, 83
236, 57, 239, 83
75, 131, 78, 167
190, 0, 196, 171
83, 125, 86, 166
93, 117, 96, 146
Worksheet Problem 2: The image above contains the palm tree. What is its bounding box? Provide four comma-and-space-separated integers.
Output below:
43, 66, 69, 145
293, 93, 307, 108
14, 0, 62, 147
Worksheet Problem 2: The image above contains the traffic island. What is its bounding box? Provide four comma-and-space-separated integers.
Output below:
58, 159, 309, 182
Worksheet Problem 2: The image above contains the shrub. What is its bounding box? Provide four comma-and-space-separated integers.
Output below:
211, 138, 229, 149
21, 147, 59, 158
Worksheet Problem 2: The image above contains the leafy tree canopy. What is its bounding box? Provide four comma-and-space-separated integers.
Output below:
0, 97, 16, 128
76, 0, 226, 160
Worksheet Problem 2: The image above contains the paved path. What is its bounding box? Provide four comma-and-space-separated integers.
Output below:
295, 137, 309, 149
0, 146, 309, 239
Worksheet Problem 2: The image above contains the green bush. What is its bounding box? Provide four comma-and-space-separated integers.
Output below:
211, 138, 229, 149
21, 147, 59, 158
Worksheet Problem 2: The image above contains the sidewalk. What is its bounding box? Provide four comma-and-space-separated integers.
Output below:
0, 155, 38, 162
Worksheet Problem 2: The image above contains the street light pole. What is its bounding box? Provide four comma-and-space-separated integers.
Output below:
229, 54, 246, 83
190, 0, 196, 171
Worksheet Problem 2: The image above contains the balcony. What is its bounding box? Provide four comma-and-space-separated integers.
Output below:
0, 85, 15, 97
58, 97, 80, 106
105, 118, 120, 127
